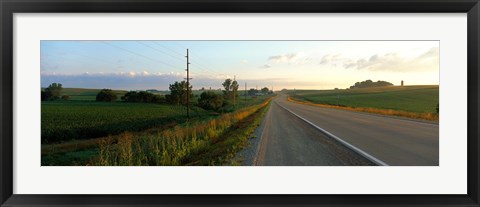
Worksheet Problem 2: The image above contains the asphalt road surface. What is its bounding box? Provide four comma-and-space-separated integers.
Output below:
254, 95, 439, 166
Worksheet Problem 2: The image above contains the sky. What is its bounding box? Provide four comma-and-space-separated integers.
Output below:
41, 40, 439, 90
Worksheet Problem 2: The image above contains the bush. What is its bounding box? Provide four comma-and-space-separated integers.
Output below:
121, 91, 165, 104
42, 82, 63, 101
197, 91, 224, 111
41, 91, 50, 101
61, 95, 70, 101
96, 89, 117, 102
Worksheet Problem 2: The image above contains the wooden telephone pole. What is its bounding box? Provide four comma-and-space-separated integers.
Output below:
185, 49, 191, 118
245, 82, 247, 104
233, 75, 236, 109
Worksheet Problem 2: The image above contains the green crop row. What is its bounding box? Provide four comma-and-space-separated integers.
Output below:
41, 101, 207, 143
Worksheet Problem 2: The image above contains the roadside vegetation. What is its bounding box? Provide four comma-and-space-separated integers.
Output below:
96, 99, 271, 166
287, 84, 439, 121
41, 79, 275, 165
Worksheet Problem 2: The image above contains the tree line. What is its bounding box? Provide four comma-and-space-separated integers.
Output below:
349, 80, 393, 89
42, 79, 272, 113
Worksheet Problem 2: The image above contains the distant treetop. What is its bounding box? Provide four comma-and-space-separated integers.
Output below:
349, 80, 393, 89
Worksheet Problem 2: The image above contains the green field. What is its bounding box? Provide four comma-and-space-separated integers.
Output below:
41, 101, 208, 143
56, 88, 128, 101
60, 88, 223, 101
42, 88, 274, 144
288, 85, 439, 114
41, 88, 274, 165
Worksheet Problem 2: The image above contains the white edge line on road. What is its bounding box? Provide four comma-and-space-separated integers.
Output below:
252, 111, 269, 166
276, 102, 389, 166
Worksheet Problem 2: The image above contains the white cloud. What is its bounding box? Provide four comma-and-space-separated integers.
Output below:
320, 53, 343, 65
128, 71, 137, 77
268, 52, 307, 64
320, 47, 439, 72
259, 64, 272, 69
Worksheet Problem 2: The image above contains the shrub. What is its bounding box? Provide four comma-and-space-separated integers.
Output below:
96, 89, 117, 102
121, 91, 165, 104
61, 95, 70, 101
42, 83, 63, 101
41, 91, 50, 101
197, 91, 224, 111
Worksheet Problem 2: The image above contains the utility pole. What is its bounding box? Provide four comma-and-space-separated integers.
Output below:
233, 75, 236, 109
245, 82, 247, 104
185, 49, 191, 118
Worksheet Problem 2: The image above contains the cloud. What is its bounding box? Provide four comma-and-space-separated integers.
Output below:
320, 47, 439, 72
41, 70, 233, 90
261, 52, 312, 68
268, 53, 303, 64
240, 60, 249, 64
259, 64, 272, 69
320, 53, 343, 65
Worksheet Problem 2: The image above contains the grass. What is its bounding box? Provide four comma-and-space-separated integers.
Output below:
183, 101, 270, 165
41, 94, 275, 165
55, 88, 128, 101
41, 101, 207, 143
95, 98, 272, 166
287, 85, 439, 121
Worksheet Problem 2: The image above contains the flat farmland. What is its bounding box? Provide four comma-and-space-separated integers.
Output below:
41, 101, 207, 143
60, 88, 127, 101
289, 85, 439, 114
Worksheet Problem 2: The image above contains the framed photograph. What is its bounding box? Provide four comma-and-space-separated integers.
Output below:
1, 0, 479, 206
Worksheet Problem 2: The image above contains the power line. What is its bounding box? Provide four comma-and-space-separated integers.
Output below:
43, 45, 122, 69
152, 42, 185, 57
189, 65, 219, 77
102, 41, 178, 69
189, 54, 223, 75
170, 41, 228, 78
136, 41, 185, 63
189, 62, 224, 77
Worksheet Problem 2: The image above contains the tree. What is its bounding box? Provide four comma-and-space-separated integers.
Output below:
121, 91, 165, 103
261, 87, 269, 94
231, 80, 239, 99
44, 83, 63, 100
96, 89, 117, 102
349, 80, 393, 89
222, 79, 239, 99
248, 88, 258, 96
41, 91, 50, 101
222, 79, 232, 96
197, 91, 224, 111
166, 81, 192, 105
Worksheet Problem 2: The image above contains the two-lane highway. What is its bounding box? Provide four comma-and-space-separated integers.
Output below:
254, 95, 439, 166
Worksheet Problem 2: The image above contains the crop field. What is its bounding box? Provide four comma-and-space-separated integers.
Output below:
41, 90, 275, 165
41, 101, 207, 143
288, 85, 439, 114
58, 88, 128, 101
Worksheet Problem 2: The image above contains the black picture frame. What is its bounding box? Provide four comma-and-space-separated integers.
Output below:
1, 0, 479, 206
